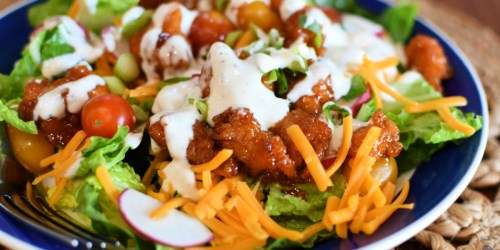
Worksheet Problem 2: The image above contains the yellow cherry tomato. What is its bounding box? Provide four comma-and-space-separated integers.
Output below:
237, 1, 281, 32
7, 125, 56, 174
371, 157, 398, 185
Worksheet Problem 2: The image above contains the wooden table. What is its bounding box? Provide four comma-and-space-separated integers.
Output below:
423, 0, 500, 35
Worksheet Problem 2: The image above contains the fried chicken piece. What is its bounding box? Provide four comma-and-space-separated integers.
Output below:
405, 34, 452, 92
148, 120, 167, 149
212, 108, 296, 178
186, 121, 217, 164
270, 109, 332, 168
348, 110, 403, 160
18, 66, 108, 146
292, 77, 335, 114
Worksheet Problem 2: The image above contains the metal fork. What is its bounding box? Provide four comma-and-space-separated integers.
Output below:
0, 154, 123, 249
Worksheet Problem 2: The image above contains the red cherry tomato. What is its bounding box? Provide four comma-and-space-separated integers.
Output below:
81, 94, 135, 138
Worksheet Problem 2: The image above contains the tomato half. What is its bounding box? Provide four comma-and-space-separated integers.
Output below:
81, 94, 135, 138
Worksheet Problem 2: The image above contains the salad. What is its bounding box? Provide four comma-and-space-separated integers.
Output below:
0, 0, 483, 249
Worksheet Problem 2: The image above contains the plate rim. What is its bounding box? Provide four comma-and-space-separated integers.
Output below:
0, 0, 489, 249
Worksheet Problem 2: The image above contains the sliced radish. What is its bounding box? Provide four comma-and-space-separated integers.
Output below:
119, 189, 213, 248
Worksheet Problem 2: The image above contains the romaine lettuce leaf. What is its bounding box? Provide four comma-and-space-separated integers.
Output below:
265, 174, 345, 222
28, 0, 73, 27
378, 3, 419, 43
40, 27, 75, 61
28, 0, 139, 31
0, 100, 37, 134
78, 126, 131, 176
77, 0, 139, 31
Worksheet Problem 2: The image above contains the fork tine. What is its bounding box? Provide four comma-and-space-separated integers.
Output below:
31, 196, 122, 248
0, 194, 81, 248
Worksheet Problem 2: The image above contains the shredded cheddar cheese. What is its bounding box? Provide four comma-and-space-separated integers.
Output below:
192, 149, 233, 172
127, 83, 160, 98
437, 107, 476, 135
67, 0, 81, 19
405, 96, 467, 113
287, 124, 332, 192
150, 197, 193, 219
48, 177, 68, 206
96, 166, 119, 204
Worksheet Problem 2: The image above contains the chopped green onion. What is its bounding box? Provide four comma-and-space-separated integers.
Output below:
276, 70, 289, 96
268, 29, 284, 49
322, 102, 351, 126
103, 76, 126, 95
122, 10, 153, 39
263, 69, 278, 84
224, 30, 243, 48
157, 77, 192, 90
114, 53, 140, 83
289, 58, 308, 74
343, 75, 367, 101
299, 15, 323, 49
189, 98, 208, 121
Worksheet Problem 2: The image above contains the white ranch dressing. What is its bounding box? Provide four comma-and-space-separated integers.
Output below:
152, 78, 202, 114
153, 3, 198, 34
158, 107, 201, 200
205, 42, 290, 130
122, 6, 146, 26
42, 54, 84, 79
279, 0, 307, 20
158, 35, 194, 69
33, 74, 105, 120
303, 7, 348, 48
287, 59, 351, 102
140, 4, 199, 84
140, 27, 163, 83
40, 17, 104, 78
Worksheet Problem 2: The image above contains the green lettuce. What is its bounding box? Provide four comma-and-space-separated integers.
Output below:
0, 100, 37, 134
378, 3, 419, 43
78, 126, 132, 176
28, 0, 73, 27
265, 174, 345, 222
76, 0, 139, 32
29, 0, 139, 31
260, 175, 344, 249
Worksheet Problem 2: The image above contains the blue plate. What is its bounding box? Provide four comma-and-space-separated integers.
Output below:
0, 0, 488, 249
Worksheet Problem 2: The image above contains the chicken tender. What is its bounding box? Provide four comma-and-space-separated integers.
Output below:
212, 108, 297, 178
270, 109, 332, 168
405, 34, 452, 92
349, 110, 403, 160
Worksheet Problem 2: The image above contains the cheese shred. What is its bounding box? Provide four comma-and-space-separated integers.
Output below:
287, 124, 332, 192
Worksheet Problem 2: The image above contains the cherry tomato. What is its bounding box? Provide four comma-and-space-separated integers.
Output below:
371, 157, 398, 185
237, 1, 282, 32
81, 94, 135, 138
7, 125, 56, 174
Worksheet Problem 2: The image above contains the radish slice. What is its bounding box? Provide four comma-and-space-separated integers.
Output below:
119, 189, 213, 248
